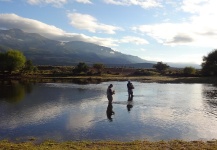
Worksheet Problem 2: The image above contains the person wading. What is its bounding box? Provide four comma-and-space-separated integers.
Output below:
107, 84, 115, 103
127, 81, 134, 100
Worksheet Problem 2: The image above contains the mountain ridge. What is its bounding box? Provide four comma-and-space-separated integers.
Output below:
0, 29, 201, 68
0, 29, 150, 66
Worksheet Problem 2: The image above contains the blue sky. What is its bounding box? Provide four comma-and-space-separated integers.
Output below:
0, 0, 217, 66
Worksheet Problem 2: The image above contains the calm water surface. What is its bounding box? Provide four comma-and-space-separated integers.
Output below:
0, 81, 217, 142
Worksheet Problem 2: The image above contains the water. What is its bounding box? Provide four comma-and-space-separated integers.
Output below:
0, 81, 217, 142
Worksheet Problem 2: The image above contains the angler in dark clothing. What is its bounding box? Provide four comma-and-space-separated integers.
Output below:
107, 84, 115, 103
127, 81, 134, 99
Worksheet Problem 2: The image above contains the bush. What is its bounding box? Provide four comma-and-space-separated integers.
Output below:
133, 69, 158, 76
153, 62, 170, 73
183, 67, 196, 76
73, 62, 89, 74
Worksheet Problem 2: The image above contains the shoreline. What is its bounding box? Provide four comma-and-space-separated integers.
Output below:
1, 75, 217, 84
1, 139, 217, 149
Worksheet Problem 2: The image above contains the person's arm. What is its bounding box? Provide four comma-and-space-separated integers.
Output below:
131, 84, 134, 89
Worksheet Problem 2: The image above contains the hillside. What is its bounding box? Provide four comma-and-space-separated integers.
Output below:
0, 29, 150, 66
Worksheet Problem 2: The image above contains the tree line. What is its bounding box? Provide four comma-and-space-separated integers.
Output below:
0, 49, 217, 76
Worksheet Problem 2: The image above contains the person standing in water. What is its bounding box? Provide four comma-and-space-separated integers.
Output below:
107, 84, 115, 103
127, 81, 134, 100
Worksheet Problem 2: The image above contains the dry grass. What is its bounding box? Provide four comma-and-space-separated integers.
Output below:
1, 140, 217, 150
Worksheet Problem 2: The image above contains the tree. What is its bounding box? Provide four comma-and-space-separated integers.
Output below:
0, 50, 26, 74
22, 60, 38, 74
93, 63, 105, 74
201, 49, 217, 76
74, 62, 89, 74
183, 67, 196, 75
6, 50, 26, 73
153, 61, 169, 73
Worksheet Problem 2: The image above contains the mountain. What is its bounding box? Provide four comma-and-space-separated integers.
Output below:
0, 29, 149, 66
0, 29, 201, 69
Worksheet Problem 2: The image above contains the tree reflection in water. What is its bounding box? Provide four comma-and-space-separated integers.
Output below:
203, 86, 217, 116
0, 80, 33, 103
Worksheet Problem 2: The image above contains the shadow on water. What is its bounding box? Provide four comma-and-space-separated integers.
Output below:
127, 96, 133, 112
106, 102, 115, 121
50, 78, 104, 84
0, 80, 34, 103
8, 78, 106, 84
203, 85, 217, 117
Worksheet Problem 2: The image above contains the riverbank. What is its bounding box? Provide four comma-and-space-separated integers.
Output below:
1, 65, 216, 84
55, 75, 217, 84
4, 75, 217, 84
1, 139, 217, 150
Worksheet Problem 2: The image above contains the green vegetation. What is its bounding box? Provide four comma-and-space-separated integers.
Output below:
183, 66, 196, 76
93, 63, 105, 74
202, 49, 217, 76
73, 62, 89, 75
153, 61, 170, 73
22, 60, 38, 74
1, 140, 217, 150
0, 50, 26, 74
0, 50, 217, 85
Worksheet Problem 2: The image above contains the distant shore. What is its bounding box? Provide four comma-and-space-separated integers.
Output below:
1, 74, 217, 84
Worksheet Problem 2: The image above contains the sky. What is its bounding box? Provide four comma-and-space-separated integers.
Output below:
0, 0, 217, 66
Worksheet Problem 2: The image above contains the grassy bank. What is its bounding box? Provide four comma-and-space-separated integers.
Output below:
8, 75, 217, 85
1, 140, 217, 150
60, 75, 217, 84
1, 65, 217, 84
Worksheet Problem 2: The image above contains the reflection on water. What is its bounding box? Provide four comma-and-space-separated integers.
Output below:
203, 85, 217, 117
106, 102, 115, 121
127, 96, 133, 112
0, 81, 217, 142
0, 80, 33, 103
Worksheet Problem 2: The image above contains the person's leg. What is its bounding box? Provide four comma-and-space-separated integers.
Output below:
128, 90, 130, 98
129, 90, 133, 98
107, 95, 113, 103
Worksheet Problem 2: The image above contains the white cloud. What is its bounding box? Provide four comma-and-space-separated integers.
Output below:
67, 13, 123, 34
0, 13, 66, 37
104, 0, 162, 9
75, 0, 92, 4
181, 0, 217, 15
0, 90, 106, 129
26, 0, 68, 7
26, 0, 92, 6
0, 13, 158, 50
120, 36, 149, 45
0, 13, 120, 47
132, 0, 217, 47
0, 100, 65, 129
